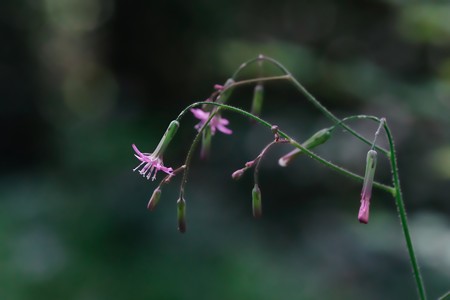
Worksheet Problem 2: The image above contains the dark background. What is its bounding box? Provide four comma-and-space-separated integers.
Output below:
1, 0, 449, 299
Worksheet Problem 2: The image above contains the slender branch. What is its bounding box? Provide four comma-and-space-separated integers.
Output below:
231, 55, 289, 79
229, 55, 390, 156
178, 109, 219, 197
177, 101, 395, 195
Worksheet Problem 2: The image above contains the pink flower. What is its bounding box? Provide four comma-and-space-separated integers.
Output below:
132, 144, 173, 181
190, 108, 232, 135
132, 120, 179, 181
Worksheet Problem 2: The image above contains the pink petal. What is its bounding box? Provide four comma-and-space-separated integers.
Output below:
358, 199, 370, 224
190, 108, 209, 120
219, 117, 229, 125
132, 144, 146, 159
217, 124, 232, 135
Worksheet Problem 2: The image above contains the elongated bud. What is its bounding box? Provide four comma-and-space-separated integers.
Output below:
358, 150, 377, 224
153, 120, 180, 157
147, 187, 162, 211
251, 83, 264, 117
200, 125, 212, 159
216, 78, 235, 104
279, 128, 332, 167
177, 197, 186, 233
252, 184, 262, 218
232, 168, 245, 180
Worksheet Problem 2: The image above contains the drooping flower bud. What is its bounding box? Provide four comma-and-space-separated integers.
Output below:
177, 197, 187, 233
279, 128, 332, 167
358, 150, 377, 224
252, 184, 262, 218
251, 83, 264, 117
147, 187, 162, 211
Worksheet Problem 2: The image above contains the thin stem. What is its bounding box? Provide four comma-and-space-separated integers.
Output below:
329, 115, 390, 154
287, 75, 389, 155
383, 121, 427, 300
231, 54, 288, 79
371, 118, 385, 150
177, 101, 395, 195
252, 139, 289, 185
178, 110, 219, 197
230, 55, 389, 156
228, 75, 291, 90
253, 141, 278, 185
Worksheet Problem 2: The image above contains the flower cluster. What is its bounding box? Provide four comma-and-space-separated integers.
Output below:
128, 56, 428, 300
131, 63, 382, 233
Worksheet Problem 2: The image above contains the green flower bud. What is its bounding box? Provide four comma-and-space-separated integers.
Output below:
177, 197, 187, 233
279, 128, 332, 167
252, 184, 262, 218
153, 120, 180, 157
147, 188, 162, 211
251, 83, 264, 117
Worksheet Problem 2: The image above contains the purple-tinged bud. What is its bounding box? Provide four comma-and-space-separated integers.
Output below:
214, 84, 224, 90
252, 184, 262, 218
278, 148, 300, 167
278, 128, 332, 167
245, 161, 255, 168
251, 83, 264, 117
358, 150, 377, 224
232, 168, 245, 180
147, 188, 162, 211
177, 197, 187, 233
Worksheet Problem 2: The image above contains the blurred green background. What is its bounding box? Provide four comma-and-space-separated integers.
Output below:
1, 0, 450, 299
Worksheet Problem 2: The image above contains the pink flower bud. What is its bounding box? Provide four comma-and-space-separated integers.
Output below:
358, 150, 377, 224
278, 128, 332, 167
232, 169, 245, 180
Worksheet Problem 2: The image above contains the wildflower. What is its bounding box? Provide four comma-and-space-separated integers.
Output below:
133, 144, 173, 180
132, 120, 179, 181
358, 150, 377, 224
190, 108, 232, 135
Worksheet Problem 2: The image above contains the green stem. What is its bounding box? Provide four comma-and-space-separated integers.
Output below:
177, 101, 395, 195
383, 121, 427, 300
178, 109, 219, 197
230, 55, 389, 156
